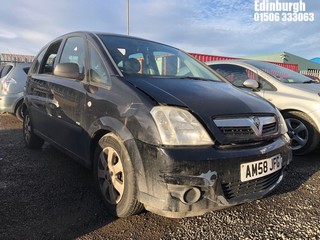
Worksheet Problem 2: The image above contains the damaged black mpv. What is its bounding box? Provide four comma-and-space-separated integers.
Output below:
23, 31, 292, 218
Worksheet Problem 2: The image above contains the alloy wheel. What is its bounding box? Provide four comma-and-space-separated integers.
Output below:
98, 147, 125, 204
285, 118, 308, 150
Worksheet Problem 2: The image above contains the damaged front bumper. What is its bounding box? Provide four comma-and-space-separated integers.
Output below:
132, 135, 292, 218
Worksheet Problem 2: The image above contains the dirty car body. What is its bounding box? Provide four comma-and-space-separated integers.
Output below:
23, 32, 292, 218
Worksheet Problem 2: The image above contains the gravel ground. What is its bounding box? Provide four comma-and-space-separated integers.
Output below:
0, 113, 319, 240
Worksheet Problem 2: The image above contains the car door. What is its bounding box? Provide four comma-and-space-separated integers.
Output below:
81, 40, 114, 129
45, 35, 89, 159
26, 40, 61, 136
255, 74, 280, 106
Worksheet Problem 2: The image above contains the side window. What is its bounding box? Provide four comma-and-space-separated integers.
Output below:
59, 37, 85, 75
257, 76, 276, 91
88, 42, 110, 85
39, 40, 62, 74
31, 48, 46, 74
211, 64, 257, 87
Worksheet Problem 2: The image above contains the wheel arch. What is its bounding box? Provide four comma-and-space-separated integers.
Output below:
22, 101, 28, 115
281, 109, 320, 155
14, 97, 24, 113
88, 116, 146, 180
280, 108, 320, 132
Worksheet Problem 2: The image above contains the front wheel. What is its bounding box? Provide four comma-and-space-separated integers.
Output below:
93, 133, 144, 217
23, 110, 44, 149
283, 111, 319, 155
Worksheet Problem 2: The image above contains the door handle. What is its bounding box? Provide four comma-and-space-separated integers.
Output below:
84, 84, 98, 94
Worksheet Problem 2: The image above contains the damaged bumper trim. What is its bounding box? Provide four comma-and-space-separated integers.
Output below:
133, 135, 291, 218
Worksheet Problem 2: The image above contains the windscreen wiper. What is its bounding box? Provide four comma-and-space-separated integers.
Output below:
176, 76, 215, 81
303, 80, 318, 84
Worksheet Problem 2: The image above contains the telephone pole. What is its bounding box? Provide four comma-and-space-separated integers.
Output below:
126, 0, 130, 35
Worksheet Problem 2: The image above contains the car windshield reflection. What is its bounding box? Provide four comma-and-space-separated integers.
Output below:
98, 34, 221, 82
250, 61, 315, 84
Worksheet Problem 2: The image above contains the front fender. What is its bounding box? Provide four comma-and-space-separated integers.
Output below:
87, 116, 148, 198
88, 116, 135, 142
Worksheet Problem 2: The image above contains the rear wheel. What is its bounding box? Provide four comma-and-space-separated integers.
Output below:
23, 110, 44, 149
15, 103, 23, 122
283, 111, 319, 155
93, 133, 144, 217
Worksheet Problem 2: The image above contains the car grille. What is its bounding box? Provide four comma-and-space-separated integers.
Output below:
221, 170, 282, 200
263, 122, 277, 134
218, 126, 254, 136
218, 122, 277, 136
214, 115, 278, 143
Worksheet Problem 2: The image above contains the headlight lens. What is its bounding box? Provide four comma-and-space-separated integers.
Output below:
151, 106, 214, 146
275, 108, 288, 134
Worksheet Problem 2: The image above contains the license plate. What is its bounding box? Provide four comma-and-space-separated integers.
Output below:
240, 154, 282, 182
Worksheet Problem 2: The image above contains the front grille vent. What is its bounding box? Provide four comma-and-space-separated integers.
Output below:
221, 170, 282, 200
219, 126, 254, 136
262, 122, 277, 134
214, 116, 278, 140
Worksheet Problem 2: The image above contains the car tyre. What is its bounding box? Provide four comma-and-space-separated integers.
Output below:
23, 110, 44, 149
15, 103, 24, 122
283, 111, 319, 155
93, 133, 144, 217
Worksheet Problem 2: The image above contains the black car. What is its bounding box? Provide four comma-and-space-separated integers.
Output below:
23, 31, 292, 218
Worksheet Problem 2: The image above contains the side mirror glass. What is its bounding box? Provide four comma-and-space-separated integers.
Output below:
53, 63, 82, 80
243, 79, 259, 90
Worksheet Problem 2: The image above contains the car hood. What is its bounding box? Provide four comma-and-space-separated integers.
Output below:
286, 83, 320, 94
127, 77, 276, 118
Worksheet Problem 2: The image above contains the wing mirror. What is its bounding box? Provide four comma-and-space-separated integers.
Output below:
53, 63, 83, 80
243, 79, 259, 90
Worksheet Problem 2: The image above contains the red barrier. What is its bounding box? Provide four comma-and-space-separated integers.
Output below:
189, 53, 299, 72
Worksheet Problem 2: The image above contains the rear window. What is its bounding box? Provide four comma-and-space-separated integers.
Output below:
0, 65, 13, 78
0, 66, 4, 76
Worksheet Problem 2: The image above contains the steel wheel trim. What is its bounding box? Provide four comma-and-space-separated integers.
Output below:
98, 147, 125, 204
24, 115, 31, 143
285, 118, 308, 150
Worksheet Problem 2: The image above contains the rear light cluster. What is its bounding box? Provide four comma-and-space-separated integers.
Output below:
1, 78, 16, 93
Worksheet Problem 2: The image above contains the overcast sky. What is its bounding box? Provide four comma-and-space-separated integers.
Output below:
0, 0, 319, 59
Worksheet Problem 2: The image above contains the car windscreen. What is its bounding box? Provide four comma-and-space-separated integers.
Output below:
98, 35, 221, 82
249, 61, 315, 84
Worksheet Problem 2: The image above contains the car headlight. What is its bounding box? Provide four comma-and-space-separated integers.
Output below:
150, 106, 214, 146
275, 108, 288, 134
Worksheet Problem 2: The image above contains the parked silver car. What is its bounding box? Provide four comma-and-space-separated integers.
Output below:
0, 62, 31, 121
207, 60, 320, 155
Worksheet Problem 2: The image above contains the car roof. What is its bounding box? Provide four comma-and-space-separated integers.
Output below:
1, 62, 32, 67
43, 31, 181, 53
